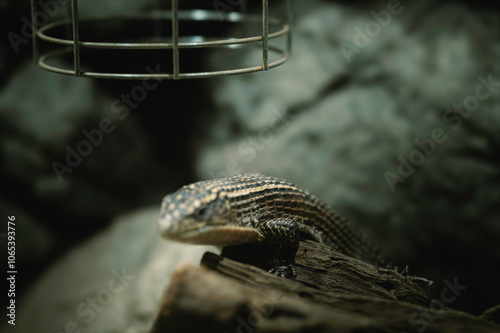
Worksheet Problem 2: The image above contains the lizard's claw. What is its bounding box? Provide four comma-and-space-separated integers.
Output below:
268, 264, 296, 278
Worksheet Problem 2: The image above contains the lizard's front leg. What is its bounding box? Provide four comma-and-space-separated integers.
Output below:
258, 218, 300, 278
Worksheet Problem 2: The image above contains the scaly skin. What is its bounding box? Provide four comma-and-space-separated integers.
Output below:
158, 173, 391, 277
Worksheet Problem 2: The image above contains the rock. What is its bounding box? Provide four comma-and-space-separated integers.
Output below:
13, 207, 215, 333
0, 61, 174, 234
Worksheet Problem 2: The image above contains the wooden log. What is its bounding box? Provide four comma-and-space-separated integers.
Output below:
151, 240, 500, 333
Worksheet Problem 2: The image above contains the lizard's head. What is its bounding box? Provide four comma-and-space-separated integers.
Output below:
158, 180, 260, 246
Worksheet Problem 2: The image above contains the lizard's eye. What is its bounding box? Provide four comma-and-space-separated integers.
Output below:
193, 197, 225, 221
193, 206, 210, 220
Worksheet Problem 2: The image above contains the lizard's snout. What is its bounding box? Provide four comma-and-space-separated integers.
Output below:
158, 212, 177, 238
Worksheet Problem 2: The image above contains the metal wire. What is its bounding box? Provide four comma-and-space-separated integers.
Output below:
171, 0, 179, 79
30, 1, 292, 80
262, 0, 269, 71
286, 0, 292, 55
70, 0, 80, 76
30, 0, 38, 63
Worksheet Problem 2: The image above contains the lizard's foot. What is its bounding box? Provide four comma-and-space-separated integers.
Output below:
268, 264, 296, 278
396, 264, 433, 286
258, 218, 300, 279
268, 258, 297, 278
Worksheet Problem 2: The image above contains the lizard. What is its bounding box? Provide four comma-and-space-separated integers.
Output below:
158, 173, 392, 278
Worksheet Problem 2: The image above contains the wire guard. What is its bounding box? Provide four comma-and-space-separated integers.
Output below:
30, 0, 292, 80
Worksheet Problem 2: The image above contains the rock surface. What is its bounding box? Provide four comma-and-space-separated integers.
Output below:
0, 62, 174, 224
10, 207, 215, 333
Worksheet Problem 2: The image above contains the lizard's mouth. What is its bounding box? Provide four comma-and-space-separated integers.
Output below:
160, 220, 261, 246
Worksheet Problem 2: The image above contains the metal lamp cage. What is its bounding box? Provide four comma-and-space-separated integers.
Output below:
30, 0, 292, 79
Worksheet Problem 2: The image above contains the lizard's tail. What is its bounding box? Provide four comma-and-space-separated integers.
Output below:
329, 209, 393, 269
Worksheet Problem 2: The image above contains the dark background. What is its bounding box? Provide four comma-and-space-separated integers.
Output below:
1, 0, 499, 332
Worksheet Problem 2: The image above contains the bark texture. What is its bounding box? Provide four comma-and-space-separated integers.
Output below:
151, 241, 500, 333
